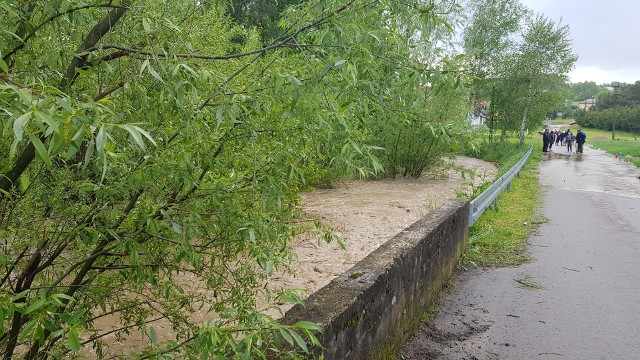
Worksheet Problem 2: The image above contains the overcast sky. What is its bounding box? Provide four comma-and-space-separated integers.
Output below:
521, 0, 640, 85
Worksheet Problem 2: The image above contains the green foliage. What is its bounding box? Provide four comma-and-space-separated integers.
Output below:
371, 80, 470, 178
460, 141, 528, 176
226, 0, 306, 41
463, 1, 576, 145
0, 0, 465, 358
569, 81, 604, 101
575, 82, 640, 137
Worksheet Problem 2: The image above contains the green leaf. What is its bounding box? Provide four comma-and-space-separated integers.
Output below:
18, 319, 37, 342
68, 329, 80, 351
121, 124, 146, 151
66, 309, 86, 325
276, 292, 303, 305
51, 293, 75, 303
13, 112, 31, 141
171, 221, 183, 234
279, 329, 293, 346
142, 17, 151, 33
35, 111, 59, 135
132, 125, 156, 147
316, 63, 332, 82
149, 327, 158, 344
303, 329, 322, 347
289, 330, 308, 353
139, 59, 149, 76
291, 76, 303, 86
147, 64, 164, 83
96, 125, 106, 156
12, 290, 29, 302
28, 134, 52, 169
8, 138, 19, 162
216, 106, 223, 121
293, 321, 321, 331
24, 299, 46, 315
265, 260, 273, 277
0, 58, 8, 73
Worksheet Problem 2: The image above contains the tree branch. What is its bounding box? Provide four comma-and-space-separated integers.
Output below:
59, 0, 132, 89
3, 4, 129, 62
93, 82, 125, 101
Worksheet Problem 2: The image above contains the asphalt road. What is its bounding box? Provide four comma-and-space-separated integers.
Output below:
401, 145, 640, 360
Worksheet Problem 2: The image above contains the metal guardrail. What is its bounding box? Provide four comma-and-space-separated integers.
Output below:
468, 145, 534, 227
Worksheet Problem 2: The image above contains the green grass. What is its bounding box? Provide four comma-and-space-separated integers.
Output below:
588, 140, 640, 168
463, 139, 544, 267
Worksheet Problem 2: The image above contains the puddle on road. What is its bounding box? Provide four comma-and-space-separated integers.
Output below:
540, 145, 640, 198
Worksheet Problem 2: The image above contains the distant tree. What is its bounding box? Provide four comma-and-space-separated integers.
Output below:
569, 81, 604, 101
227, 0, 306, 40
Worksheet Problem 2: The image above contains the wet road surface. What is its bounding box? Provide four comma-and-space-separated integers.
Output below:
401, 145, 640, 359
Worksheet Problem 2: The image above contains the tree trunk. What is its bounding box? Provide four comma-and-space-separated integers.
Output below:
519, 80, 533, 146
0, 136, 41, 199
488, 86, 495, 143
60, 0, 132, 89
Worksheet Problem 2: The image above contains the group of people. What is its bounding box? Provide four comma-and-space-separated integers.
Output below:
541, 128, 587, 153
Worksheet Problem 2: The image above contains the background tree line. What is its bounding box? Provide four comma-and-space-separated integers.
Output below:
0, 0, 575, 358
575, 82, 640, 137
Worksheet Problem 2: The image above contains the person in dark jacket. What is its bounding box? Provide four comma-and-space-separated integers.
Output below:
541, 129, 549, 152
576, 129, 586, 153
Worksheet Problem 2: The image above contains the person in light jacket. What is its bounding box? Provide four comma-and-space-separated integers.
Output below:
565, 130, 575, 153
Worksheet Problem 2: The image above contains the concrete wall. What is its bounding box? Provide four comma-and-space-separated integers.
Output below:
280, 199, 470, 359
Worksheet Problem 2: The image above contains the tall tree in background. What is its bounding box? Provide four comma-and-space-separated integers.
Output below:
508, 14, 576, 145
462, 0, 526, 142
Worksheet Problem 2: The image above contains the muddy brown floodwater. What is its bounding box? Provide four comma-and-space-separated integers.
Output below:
87, 157, 497, 358
268, 156, 498, 316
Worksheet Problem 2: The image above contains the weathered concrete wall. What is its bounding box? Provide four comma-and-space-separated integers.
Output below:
281, 199, 469, 359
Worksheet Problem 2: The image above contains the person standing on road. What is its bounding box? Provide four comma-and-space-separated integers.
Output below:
548, 131, 555, 151
565, 130, 575, 153
576, 129, 586, 153
541, 129, 550, 152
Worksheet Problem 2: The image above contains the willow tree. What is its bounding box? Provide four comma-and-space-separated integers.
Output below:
509, 14, 577, 145
0, 0, 461, 358
462, 0, 527, 143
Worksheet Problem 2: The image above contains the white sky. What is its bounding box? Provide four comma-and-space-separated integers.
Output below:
521, 0, 640, 85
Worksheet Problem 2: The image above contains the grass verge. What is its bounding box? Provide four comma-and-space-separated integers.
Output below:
589, 140, 640, 168
462, 140, 544, 267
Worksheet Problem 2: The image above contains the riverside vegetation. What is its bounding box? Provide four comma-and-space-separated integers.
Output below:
0, 0, 575, 358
